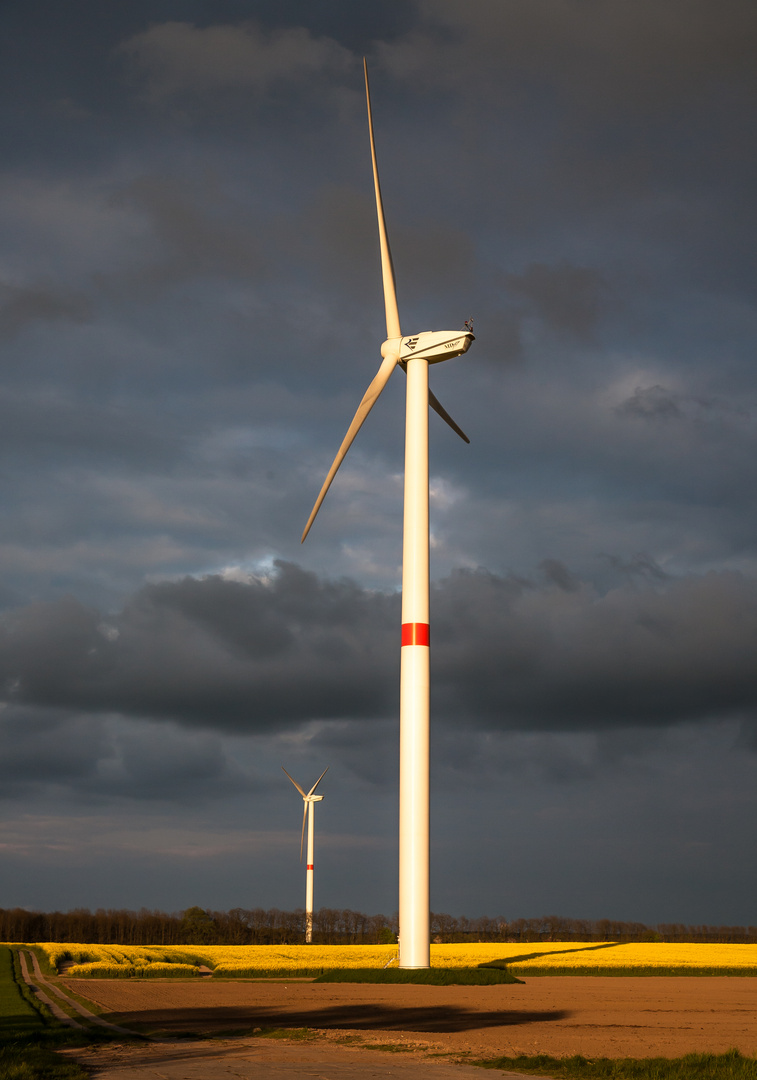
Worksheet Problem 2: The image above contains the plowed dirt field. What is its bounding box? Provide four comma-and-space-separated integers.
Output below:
63, 976, 757, 1059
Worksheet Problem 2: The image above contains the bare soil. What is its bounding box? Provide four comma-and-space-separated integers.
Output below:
62, 1038, 534, 1080
62, 976, 757, 1060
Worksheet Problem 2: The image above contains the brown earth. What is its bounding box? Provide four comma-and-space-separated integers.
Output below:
62, 976, 757, 1060
62, 1038, 546, 1080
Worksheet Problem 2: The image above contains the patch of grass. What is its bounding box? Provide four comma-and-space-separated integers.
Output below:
472, 1048, 757, 1078
9, 950, 51, 1028
0, 947, 90, 1079
315, 967, 523, 985
251, 1027, 317, 1041
0, 1037, 90, 1080
133, 1025, 318, 1042
211, 967, 325, 978
0, 947, 43, 1040
478, 958, 757, 978
362, 1042, 414, 1052
508, 967, 757, 977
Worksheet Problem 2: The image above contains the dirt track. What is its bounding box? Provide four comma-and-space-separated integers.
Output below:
63, 976, 757, 1059
64, 1038, 541, 1080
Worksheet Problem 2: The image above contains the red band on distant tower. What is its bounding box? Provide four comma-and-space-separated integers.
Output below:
307, 864, 314, 870
401, 622, 430, 646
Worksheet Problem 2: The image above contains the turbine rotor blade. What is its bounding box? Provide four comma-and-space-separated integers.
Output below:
282, 766, 306, 797
428, 389, 470, 444
300, 803, 307, 862
364, 59, 401, 341
301, 351, 399, 542
307, 766, 329, 798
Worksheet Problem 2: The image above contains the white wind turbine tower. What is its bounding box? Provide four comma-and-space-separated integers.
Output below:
282, 766, 328, 944
301, 60, 474, 969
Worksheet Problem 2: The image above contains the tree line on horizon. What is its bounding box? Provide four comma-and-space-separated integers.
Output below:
1, 906, 755, 946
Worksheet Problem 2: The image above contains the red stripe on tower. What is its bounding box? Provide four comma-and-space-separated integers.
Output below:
307, 864, 314, 870
401, 622, 430, 647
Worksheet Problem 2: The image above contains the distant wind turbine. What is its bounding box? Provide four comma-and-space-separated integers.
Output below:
301, 60, 474, 968
282, 766, 328, 944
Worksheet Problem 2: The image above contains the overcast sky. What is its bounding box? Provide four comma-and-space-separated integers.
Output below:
1, 0, 756, 928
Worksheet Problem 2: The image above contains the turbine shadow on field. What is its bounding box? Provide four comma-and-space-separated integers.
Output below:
106, 1004, 569, 1035
488, 942, 626, 966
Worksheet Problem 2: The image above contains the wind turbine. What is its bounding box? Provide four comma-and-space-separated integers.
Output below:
282, 766, 328, 944
301, 60, 474, 969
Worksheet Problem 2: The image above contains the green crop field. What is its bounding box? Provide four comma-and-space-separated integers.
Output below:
0, 946, 87, 1079
314, 966, 523, 984
0, 945, 40, 1039
474, 1049, 757, 1079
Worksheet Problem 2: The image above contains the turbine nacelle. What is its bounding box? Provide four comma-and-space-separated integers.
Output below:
398, 329, 475, 364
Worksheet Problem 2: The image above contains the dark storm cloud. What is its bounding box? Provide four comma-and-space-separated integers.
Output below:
100, 174, 268, 295
0, 280, 92, 340
293, 182, 476, 318
95, 720, 249, 802
597, 553, 669, 586
0, 564, 398, 730
0, 703, 248, 803
539, 558, 581, 592
505, 262, 607, 340
1, 562, 755, 737
615, 385, 684, 421
0, 706, 106, 794
375, 0, 757, 286
0, 387, 186, 465
394, 0, 757, 109
433, 566, 757, 728
119, 20, 354, 103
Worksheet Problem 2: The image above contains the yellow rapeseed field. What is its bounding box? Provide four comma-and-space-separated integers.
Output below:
431, 942, 757, 971
37, 944, 213, 976
32, 940, 757, 976
503, 942, 757, 971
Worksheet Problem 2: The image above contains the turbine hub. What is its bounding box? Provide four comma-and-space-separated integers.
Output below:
381, 337, 401, 359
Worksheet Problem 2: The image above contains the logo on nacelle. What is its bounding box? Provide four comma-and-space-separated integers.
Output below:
405, 337, 419, 351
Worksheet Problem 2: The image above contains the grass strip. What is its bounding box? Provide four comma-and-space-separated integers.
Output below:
506, 967, 757, 977
0, 946, 90, 1080
472, 1049, 757, 1078
1, 946, 42, 1037
314, 967, 523, 984
212, 967, 325, 978
252, 1027, 317, 1040
362, 1042, 414, 1052
478, 959, 757, 978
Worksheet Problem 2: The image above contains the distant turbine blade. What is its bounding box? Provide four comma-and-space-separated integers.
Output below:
300, 803, 307, 862
301, 351, 399, 542
282, 766, 306, 797
307, 766, 329, 797
364, 58, 401, 341
428, 389, 470, 444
